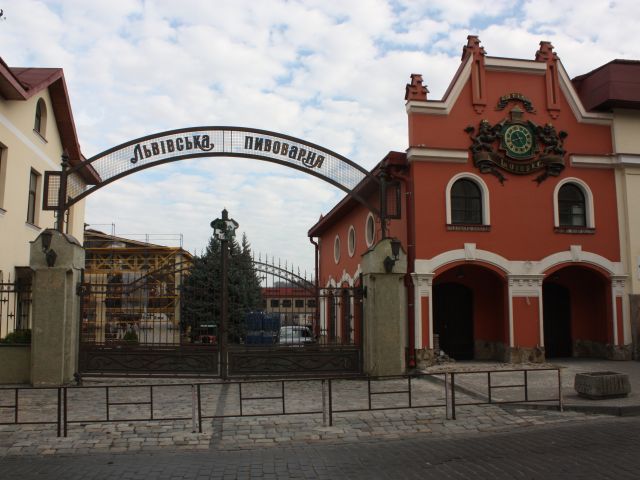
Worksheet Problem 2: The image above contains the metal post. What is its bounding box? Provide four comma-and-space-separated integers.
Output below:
191, 384, 197, 433
63, 387, 68, 437
524, 370, 529, 402
281, 381, 286, 415
56, 152, 69, 233
488, 371, 492, 403
197, 384, 203, 433
321, 379, 327, 427
367, 378, 372, 411
150, 386, 154, 420
220, 226, 229, 381
408, 376, 413, 408
444, 373, 449, 420
451, 373, 456, 420
558, 368, 564, 412
379, 170, 388, 239
328, 379, 333, 427
56, 388, 61, 437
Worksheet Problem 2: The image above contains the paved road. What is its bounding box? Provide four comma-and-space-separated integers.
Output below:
1, 416, 638, 479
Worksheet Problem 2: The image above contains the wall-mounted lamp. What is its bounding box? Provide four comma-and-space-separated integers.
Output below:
383, 238, 402, 273
40, 230, 57, 267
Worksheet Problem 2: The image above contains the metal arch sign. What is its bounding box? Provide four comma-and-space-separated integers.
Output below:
43, 126, 380, 215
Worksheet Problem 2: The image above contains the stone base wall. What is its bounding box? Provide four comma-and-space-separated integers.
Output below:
415, 348, 436, 369
0, 345, 31, 384
573, 339, 632, 360
505, 346, 545, 363
474, 340, 507, 362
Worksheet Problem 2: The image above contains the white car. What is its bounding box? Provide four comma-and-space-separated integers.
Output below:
277, 326, 315, 346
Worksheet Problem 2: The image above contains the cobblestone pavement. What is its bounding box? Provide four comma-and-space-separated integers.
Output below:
0, 371, 619, 457
0, 415, 638, 479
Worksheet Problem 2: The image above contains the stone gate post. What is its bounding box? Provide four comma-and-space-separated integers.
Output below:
29, 229, 84, 386
361, 238, 407, 376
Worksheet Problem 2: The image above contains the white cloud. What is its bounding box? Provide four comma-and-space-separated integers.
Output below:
2, 0, 640, 273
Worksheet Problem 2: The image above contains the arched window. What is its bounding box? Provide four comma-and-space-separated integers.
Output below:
34, 98, 47, 138
365, 213, 376, 247
334, 235, 341, 264
558, 183, 586, 227
451, 179, 482, 225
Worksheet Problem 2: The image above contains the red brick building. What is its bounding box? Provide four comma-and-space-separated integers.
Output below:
309, 37, 630, 367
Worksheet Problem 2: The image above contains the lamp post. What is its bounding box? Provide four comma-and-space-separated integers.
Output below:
211, 208, 239, 380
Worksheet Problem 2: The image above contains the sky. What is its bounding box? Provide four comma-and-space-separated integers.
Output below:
2, 0, 640, 274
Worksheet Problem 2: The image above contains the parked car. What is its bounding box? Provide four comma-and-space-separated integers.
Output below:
277, 326, 315, 346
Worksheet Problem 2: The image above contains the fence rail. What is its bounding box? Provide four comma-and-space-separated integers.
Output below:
0, 368, 562, 437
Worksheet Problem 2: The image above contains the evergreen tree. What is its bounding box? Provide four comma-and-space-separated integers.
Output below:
181, 231, 262, 343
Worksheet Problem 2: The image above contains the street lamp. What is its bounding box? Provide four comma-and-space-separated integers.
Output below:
210, 208, 239, 380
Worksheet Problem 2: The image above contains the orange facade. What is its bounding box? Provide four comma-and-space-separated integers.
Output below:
310, 37, 631, 364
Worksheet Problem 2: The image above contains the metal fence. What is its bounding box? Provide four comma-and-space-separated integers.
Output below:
0, 368, 562, 437
0, 279, 31, 341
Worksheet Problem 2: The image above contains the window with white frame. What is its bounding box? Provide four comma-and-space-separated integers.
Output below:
0, 145, 7, 211
26, 170, 41, 225
347, 225, 356, 257
553, 178, 595, 231
445, 173, 490, 228
334, 234, 341, 263
34, 98, 47, 139
365, 212, 376, 247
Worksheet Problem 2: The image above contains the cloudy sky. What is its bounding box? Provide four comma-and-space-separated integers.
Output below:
2, 0, 639, 274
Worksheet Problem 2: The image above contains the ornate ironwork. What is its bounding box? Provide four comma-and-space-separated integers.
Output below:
227, 346, 361, 375
79, 345, 218, 374
43, 126, 380, 215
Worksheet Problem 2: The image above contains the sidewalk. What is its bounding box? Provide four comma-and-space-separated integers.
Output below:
0, 359, 637, 457
421, 358, 640, 416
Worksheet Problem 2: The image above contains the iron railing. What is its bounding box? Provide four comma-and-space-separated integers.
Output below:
0, 368, 563, 437
0, 279, 31, 341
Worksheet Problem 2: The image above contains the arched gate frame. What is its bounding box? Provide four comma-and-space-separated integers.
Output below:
69, 128, 374, 376
43, 126, 382, 223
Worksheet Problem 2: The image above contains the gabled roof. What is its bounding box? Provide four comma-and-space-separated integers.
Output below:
0, 56, 96, 182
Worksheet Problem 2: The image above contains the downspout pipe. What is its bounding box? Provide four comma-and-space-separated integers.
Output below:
392, 171, 416, 369
309, 236, 320, 338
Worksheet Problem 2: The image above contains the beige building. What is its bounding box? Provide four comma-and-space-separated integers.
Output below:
0, 57, 88, 281
573, 60, 640, 358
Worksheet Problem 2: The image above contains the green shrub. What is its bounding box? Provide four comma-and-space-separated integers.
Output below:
0, 329, 32, 344
123, 330, 138, 344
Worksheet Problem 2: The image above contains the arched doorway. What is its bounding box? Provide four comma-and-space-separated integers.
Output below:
433, 264, 507, 361
542, 265, 610, 359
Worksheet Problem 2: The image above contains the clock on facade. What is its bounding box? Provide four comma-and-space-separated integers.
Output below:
502, 123, 535, 159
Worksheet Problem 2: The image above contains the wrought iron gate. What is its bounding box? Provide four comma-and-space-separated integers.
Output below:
77, 252, 363, 377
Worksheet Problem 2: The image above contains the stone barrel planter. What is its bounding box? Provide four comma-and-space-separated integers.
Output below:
574, 371, 631, 400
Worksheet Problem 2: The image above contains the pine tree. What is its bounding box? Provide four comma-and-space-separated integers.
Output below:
180, 231, 262, 343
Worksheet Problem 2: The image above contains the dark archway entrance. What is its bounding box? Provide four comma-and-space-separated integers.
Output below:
433, 263, 508, 361
433, 283, 473, 359
542, 265, 610, 359
543, 283, 572, 358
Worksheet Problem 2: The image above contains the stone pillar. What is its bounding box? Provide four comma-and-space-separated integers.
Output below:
29, 229, 84, 386
361, 239, 407, 376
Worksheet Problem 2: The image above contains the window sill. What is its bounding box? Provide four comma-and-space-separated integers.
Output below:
32, 129, 48, 143
554, 226, 595, 234
446, 224, 491, 232
25, 222, 42, 232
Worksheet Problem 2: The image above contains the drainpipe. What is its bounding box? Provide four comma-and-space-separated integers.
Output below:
309, 236, 320, 338
393, 171, 416, 369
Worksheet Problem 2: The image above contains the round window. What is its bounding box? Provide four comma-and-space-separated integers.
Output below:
334, 235, 341, 263
365, 213, 375, 247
